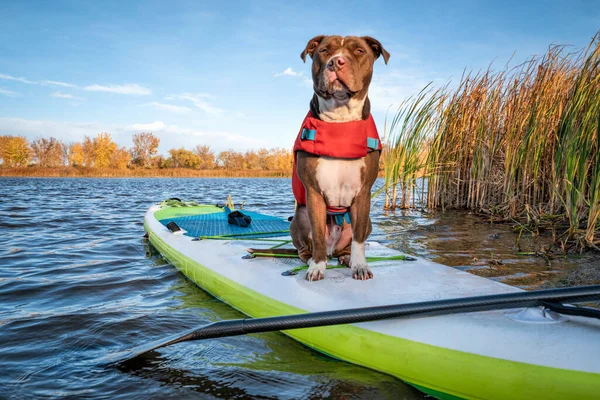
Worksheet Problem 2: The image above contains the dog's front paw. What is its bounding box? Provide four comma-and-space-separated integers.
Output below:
306, 258, 326, 281
352, 263, 373, 280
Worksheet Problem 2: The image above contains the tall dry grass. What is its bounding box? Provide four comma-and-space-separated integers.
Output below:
383, 33, 600, 250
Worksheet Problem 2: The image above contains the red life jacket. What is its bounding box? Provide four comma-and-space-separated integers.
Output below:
292, 111, 382, 210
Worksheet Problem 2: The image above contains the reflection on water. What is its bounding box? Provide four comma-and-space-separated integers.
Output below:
0, 177, 592, 399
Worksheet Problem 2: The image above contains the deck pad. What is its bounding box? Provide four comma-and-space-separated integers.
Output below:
158, 208, 290, 238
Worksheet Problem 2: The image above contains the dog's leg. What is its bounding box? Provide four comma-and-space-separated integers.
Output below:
305, 189, 328, 281
334, 222, 353, 267
348, 151, 379, 280
349, 192, 373, 280
290, 205, 312, 262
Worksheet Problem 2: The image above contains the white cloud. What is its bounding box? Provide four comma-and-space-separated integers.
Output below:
0, 73, 37, 84
189, 99, 224, 115
42, 80, 78, 88
274, 67, 302, 77
145, 102, 192, 114
274, 67, 312, 86
84, 83, 151, 95
0, 88, 19, 97
127, 121, 167, 131
50, 91, 84, 100
166, 93, 210, 100
1, 73, 77, 88
51, 91, 72, 99
1, 72, 152, 96
167, 93, 224, 115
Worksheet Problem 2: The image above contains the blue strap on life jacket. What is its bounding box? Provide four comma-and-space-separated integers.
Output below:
327, 209, 351, 226
367, 137, 379, 150
301, 128, 317, 140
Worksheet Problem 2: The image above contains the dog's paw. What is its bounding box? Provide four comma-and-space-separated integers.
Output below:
352, 263, 373, 280
306, 258, 326, 281
338, 255, 351, 267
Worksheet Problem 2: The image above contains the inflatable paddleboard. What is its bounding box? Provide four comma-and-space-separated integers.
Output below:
144, 200, 600, 400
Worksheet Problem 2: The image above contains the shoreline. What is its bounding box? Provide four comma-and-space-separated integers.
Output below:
0, 167, 293, 178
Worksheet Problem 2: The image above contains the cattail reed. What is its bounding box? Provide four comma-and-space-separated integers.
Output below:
383, 32, 600, 250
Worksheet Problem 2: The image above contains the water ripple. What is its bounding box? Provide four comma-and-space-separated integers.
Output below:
2, 177, 588, 398
0, 178, 425, 399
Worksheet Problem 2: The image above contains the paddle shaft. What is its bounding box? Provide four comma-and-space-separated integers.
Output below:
116, 285, 600, 365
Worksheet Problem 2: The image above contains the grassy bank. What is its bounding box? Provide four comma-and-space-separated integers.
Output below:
383, 32, 600, 251
0, 166, 292, 178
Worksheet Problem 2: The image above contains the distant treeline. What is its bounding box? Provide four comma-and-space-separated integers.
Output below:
0, 132, 293, 171
0, 166, 291, 178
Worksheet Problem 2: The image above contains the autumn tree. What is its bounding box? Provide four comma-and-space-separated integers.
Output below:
244, 150, 260, 169
110, 146, 131, 169
254, 148, 292, 170
93, 132, 118, 168
271, 148, 293, 169
131, 132, 159, 167
82, 136, 95, 167
31, 137, 64, 167
194, 145, 215, 169
69, 142, 85, 166
8, 136, 30, 167
0, 135, 31, 167
168, 148, 200, 168
257, 148, 273, 169
217, 149, 244, 170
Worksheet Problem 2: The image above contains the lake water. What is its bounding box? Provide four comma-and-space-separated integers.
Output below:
0, 178, 590, 399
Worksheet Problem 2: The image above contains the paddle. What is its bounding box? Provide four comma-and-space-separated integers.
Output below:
113, 285, 600, 367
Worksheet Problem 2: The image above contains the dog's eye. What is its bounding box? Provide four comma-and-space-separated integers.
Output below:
355, 48, 365, 55
319, 47, 328, 54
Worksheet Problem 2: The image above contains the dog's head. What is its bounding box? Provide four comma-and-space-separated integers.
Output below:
301, 35, 389, 102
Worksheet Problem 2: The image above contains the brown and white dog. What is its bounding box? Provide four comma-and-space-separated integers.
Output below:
290, 35, 390, 281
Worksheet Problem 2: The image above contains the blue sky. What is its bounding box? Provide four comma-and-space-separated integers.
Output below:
0, 0, 598, 153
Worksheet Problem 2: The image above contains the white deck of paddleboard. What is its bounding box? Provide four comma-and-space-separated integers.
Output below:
146, 206, 600, 374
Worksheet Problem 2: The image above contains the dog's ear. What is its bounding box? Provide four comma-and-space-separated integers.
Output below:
300, 35, 326, 63
361, 36, 390, 64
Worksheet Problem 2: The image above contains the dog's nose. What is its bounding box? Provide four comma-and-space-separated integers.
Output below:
327, 56, 346, 71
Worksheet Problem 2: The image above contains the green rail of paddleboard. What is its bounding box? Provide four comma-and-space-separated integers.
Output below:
145, 207, 600, 400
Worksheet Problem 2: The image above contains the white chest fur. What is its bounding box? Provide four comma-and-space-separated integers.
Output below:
315, 156, 365, 207
317, 96, 366, 122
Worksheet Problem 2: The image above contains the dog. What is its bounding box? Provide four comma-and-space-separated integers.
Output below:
290, 35, 389, 282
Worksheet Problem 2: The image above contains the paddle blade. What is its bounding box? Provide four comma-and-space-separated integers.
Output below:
106, 326, 200, 368
109, 319, 247, 368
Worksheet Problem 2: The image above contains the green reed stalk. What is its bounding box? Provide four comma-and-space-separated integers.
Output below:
382, 85, 445, 209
